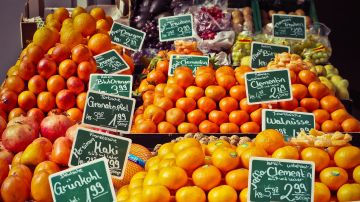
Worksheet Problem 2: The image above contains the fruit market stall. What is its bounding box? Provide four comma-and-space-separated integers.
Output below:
0, 0, 360, 201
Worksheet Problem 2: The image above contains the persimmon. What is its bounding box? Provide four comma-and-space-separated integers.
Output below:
143, 105, 165, 124
341, 118, 360, 132
154, 97, 173, 111
134, 120, 157, 133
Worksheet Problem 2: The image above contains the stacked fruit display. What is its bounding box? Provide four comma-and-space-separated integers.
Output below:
132, 52, 360, 134
116, 129, 360, 202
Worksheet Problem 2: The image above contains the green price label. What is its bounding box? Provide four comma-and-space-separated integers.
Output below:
168, 54, 209, 76
110, 22, 146, 51
82, 91, 136, 133
273, 14, 306, 40
249, 157, 314, 202
245, 69, 292, 104
262, 109, 315, 140
251, 42, 290, 69
159, 14, 194, 42
49, 158, 116, 202
89, 74, 133, 98
94, 50, 129, 74
69, 127, 131, 179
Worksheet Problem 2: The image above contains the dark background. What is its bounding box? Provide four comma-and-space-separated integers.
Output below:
0, 0, 359, 117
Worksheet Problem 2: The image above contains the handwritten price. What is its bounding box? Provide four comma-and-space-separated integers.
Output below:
85, 182, 105, 201
111, 85, 127, 94
108, 114, 127, 127
280, 183, 308, 201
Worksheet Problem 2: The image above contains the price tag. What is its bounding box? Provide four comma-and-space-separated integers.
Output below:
110, 22, 146, 51
89, 74, 133, 98
49, 157, 116, 202
245, 69, 292, 104
82, 91, 136, 133
168, 54, 209, 76
262, 109, 315, 140
250, 42, 290, 69
273, 14, 306, 40
249, 157, 314, 202
93, 50, 129, 74
69, 127, 131, 179
159, 14, 194, 42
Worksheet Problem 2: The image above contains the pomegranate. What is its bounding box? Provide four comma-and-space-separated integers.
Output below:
65, 123, 81, 142
40, 114, 74, 142
2, 124, 37, 153
7, 115, 40, 135
0, 116, 6, 135
0, 149, 14, 164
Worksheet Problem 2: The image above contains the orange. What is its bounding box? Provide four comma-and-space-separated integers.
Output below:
192, 165, 221, 191
154, 97, 173, 112
174, 69, 194, 88
166, 108, 185, 126
71, 44, 92, 64
4, 76, 25, 93
143, 105, 165, 124
199, 120, 219, 133
240, 122, 260, 133
235, 72, 247, 85
154, 83, 167, 96
254, 129, 285, 154
141, 185, 171, 202
216, 66, 234, 77
53, 7, 69, 23
66, 108, 83, 122
220, 123, 239, 133
176, 98, 196, 113
308, 81, 330, 100
239, 187, 248, 202
341, 118, 360, 132
1, 176, 30, 202
206, 140, 231, 156
195, 73, 216, 89
321, 120, 340, 132
175, 186, 206, 202
177, 122, 198, 133
158, 166, 188, 190
300, 98, 320, 112
205, 85, 226, 102
88, 33, 111, 55
294, 106, 308, 112
229, 85, 246, 101
73, 13, 96, 37
173, 138, 201, 154
66, 76, 85, 95
217, 75, 236, 90
174, 66, 193, 75
164, 84, 184, 102
208, 110, 229, 126
18, 91, 36, 111
212, 148, 240, 173
239, 98, 260, 113
236, 142, 255, 157
47, 75, 65, 94
187, 109, 206, 125
292, 84, 308, 100
157, 122, 177, 133
90, 7, 106, 20
26, 44, 45, 64
313, 109, 330, 124
337, 183, 360, 202
229, 110, 249, 125
279, 98, 299, 110
8, 108, 26, 121
71, 6, 86, 19
272, 146, 299, 160
208, 185, 237, 202
18, 59, 36, 81
334, 146, 360, 169
197, 97, 216, 114
156, 60, 169, 74
320, 95, 342, 113
301, 147, 330, 172
76, 92, 86, 111
250, 108, 262, 125
134, 120, 157, 133
289, 70, 297, 83
96, 19, 111, 32
185, 86, 204, 100
37, 92, 56, 112
298, 69, 318, 85
225, 168, 249, 191
219, 97, 238, 113
56, 89, 76, 110
176, 146, 204, 172
240, 147, 267, 169
319, 167, 348, 191
353, 165, 360, 183
196, 66, 215, 76
58, 59, 77, 79
314, 182, 331, 202
147, 70, 166, 85
331, 109, 351, 124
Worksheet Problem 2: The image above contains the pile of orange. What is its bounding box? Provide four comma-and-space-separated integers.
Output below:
0, 7, 133, 125
132, 60, 360, 133
116, 129, 360, 202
